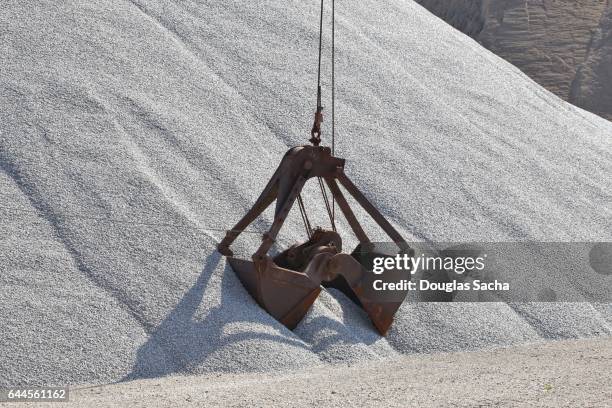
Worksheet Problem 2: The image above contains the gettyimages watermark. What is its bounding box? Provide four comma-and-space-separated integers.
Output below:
370, 251, 498, 292
352, 242, 612, 302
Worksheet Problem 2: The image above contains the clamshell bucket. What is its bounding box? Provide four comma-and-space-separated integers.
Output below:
217, 145, 411, 335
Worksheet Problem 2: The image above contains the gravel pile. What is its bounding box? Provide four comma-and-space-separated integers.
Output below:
1, 0, 610, 386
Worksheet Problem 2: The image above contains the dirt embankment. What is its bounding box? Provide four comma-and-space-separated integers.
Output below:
417, 0, 612, 121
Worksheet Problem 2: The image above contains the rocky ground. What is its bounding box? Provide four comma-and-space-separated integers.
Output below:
25, 337, 612, 408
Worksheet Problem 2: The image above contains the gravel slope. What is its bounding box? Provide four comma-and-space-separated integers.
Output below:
1, 0, 611, 386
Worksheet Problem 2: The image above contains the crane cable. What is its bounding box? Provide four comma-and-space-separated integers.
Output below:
323, 0, 336, 231
301, 0, 337, 237
297, 194, 313, 238
317, 0, 324, 105
331, 0, 336, 225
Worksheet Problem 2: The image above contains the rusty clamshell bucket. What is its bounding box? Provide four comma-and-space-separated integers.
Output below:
217, 146, 412, 335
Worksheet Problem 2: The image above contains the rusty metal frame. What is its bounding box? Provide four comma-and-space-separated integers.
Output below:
218, 145, 407, 256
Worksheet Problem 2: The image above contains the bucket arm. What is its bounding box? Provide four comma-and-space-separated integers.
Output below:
217, 145, 409, 258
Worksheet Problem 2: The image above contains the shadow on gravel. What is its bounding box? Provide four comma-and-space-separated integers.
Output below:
123, 251, 311, 381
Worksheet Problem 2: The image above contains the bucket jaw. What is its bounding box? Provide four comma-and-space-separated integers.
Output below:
218, 145, 411, 335
228, 256, 321, 329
